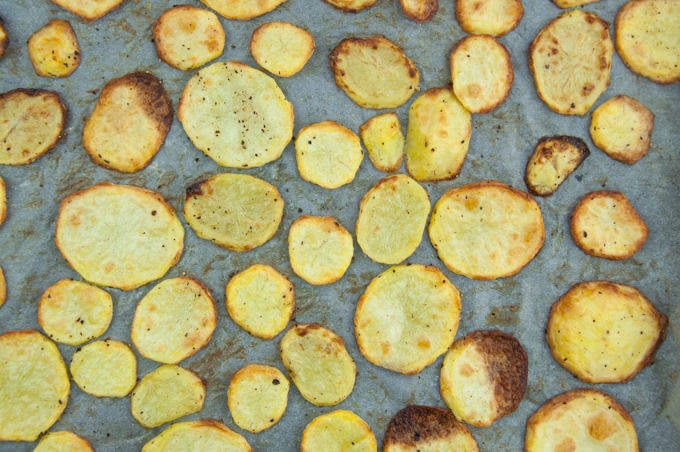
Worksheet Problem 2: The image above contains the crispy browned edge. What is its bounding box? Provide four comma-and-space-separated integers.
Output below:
400, 0, 439, 23
455, 0, 523, 36
323, 0, 379, 13
383, 405, 476, 448
0, 17, 8, 59
49, 0, 124, 21
524, 135, 590, 197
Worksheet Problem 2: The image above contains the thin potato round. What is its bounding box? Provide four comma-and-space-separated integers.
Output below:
524, 135, 590, 197
359, 112, 404, 173
400, 0, 438, 22
34, 431, 93, 452
250, 21, 315, 77
70, 339, 137, 397
199, 0, 288, 20
456, 0, 523, 36
143, 420, 252, 451
27, 19, 81, 77
301, 410, 377, 452
49, 0, 124, 20
324, 0, 378, 12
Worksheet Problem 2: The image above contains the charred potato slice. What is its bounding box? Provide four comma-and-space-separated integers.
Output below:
143, 420, 252, 451
359, 112, 404, 173
323, 0, 378, 11
70, 339, 137, 398
27, 19, 80, 77
400, 0, 438, 22
455, 0, 523, 36
250, 21, 315, 77
199, 0, 288, 20
524, 135, 590, 196
301, 410, 377, 452
34, 431, 93, 452
49, 0, 124, 20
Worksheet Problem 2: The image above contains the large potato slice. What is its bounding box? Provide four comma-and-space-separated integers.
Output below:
143, 420, 251, 451
400, 0, 438, 22
49, 0, 124, 20
455, 0, 523, 36
35, 431, 92, 452
324, 0, 378, 12
524, 135, 590, 196
359, 112, 404, 173
199, 0, 288, 20
70, 339, 137, 397
250, 21, 315, 77
27, 19, 81, 77
55, 182, 184, 290
301, 410, 377, 452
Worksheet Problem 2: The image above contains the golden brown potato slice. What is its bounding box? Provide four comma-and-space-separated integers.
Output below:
70, 339, 137, 398
0, 88, 66, 165
0, 18, 8, 59
440, 330, 528, 427
400, 0, 438, 22
55, 182, 184, 290
250, 21, 315, 77
329, 36, 419, 109
450, 35, 513, 113
0, 330, 69, 441
404, 87, 472, 182
359, 112, 404, 172
38, 278, 113, 346
0, 266, 5, 308
280, 323, 356, 406
547, 280, 667, 383
295, 120, 364, 189
143, 420, 252, 451
524, 135, 590, 196
590, 95, 654, 164
525, 388, 638, 451
529, 10, 613, 115
178, 61, 294, 168
227, 363, 290, 433
154, 5, 225, 71
570, 190, 648, 260
199, 0, 288, 20
428, 181, 545, 279
34, 431, 93, 452
354, 264, 461, 375
301, 410, 377, 451
27, 19, 80, 78
132, 277, 217, 363
456, 0, 523, 36
324, 0, 378, 11
184, 173, 283, 252
50, 0, 124, 20
383, 405, 479, 452
616, 0, 680, 84
0, 175, 6, 225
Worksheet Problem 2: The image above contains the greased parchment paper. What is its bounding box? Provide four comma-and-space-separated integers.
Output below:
0, 0, 678, 450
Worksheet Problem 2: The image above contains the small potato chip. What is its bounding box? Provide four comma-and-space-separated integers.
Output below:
616, 0, 680, 84
0, 88, 66, 165
0, 18, 8, 58
450, 35, 513, 113
227, 363, 290, 433
323, 0, 378, 12
355, 174, 430, 265
0, 330, 69, 442
295, 121, 363, 189
38, 278, 113, 346
131, 364, 206, 428
525, 388, 638, 451
34, 431, 93, 452
82, 72, 173, 173
184, 173, 283, 252
50, 0, 124, 20
383, 405, 479, 451
280, 323, 356, 406
0, 266, 5, 308
27, 19, 80, 78
354, 264, 461, 375
529, 10, 613, 115
178, 61, 294, 168
250, 21, 315, 77
70, 339, 137, 398
547, 281, 667, 384
455, 0, 523, 36
329, 36, 420, 109
524, 135, 590, 196
56, 183, 184, 290
0, 175, 6, 224
153, 5, 225, 71
404, 87, 472, 182
143, 419, 252, 451
590, 95, 654, 164
400, 0, 438, 22
288, 215, 354, 285
301, 410, 377, 452
226, 264, 294, 339
570, 190, 648, 260
199, 0, 288, 20
131, 277, 217, 363
440, 330, 528, 427
359, 112, 404, 173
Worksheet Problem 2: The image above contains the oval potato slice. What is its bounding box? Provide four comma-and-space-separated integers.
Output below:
199, 0, 288, 20
70, 339, 137, 397
400, 0, 438, 22
456, 0, 523, 36
143, 419, 252, 451
34, 431, 93, 452
359, 112, 404, 173
301, 410, 377, 452
27, 19, 81, 78
250, 21, 315, 77
49, 0, 124, 20
524, 135, 590, 197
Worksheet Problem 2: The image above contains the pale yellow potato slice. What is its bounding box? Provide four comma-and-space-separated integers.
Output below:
400, 0, 438, 22
354, 264, 461, 375
27, 19, 80, 77
38, 278, 113, 346
0, 266, 5, 308
250, 21, 315, 77
49, 0, 124, 20
359, 112, 404, 172
199, 0, 288, 20
301, 410, 377, 452
70, 339, 137, 398
0, 175, 6, 224
324, 0, 378, 11
524, 135, 590, 197
456, 0, 523, 36
0, 330, 69, 441
0, 18, 8, 58
404, 87, 472, 182
143, 419, 252, 451
34, 431, 93, 452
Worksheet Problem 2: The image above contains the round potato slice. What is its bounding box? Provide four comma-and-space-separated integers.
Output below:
55, 182, 184, 290
70, 339, 137, 398
250, 21, 315, 77
199, 0, 288, 20
547, 281, 667, 384
456, 0, 523, 36
359, 112, 404, 173
227, 364, 290, 433
35, 431, 93, 452
184, 173, 283, 252
354, 264, 461, 375
280, 323, 356, 406
0, 330, 69, 442
178, 61, 294, 168
429, 181, 545, 279
529, 9, 613, 115
49, 0, 124, 20
27, 19, 81, 77
355, 174, 430, 264
38, 278, 113, 346
525, 388, 638, 452
143, 420, 251, 451
400, 0, 438, 22
329, 35, 419, 109
324, 0, 378, 12
524, 135, 590, 197
0, 88, 66, 165
131, 276, 217, 363
301, 410, 377, 452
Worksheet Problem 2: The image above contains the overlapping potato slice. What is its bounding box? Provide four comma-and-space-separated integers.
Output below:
38, 278, 113, 346
0, 18, 7, 58
0, 330, 69, 441
178, 61, 294, 168
354, 264, 461, 374
428, 181, 544, 279
184, 173, 283, 252
324, 0, 378, 11
359, 112, 404, 172
143, 421, 252, 451
529, 10, 613, 115
55, 182, 184, 290
329, 35, 419, 109
250, 21, 315, 77
34, 431, 93, 452
27, 19, 80, 77
0, 88, 66, 165
400, 0, 438, 22
70, 339, 137, 397
199, 0, 288, 20
50, 0, 124, 20
301, 410, 377, 452
404, 87, 472, 182
280, 323, 356, 406
456, 0, 523, 36
525, 388, 638, 451
524, 135, 590, 196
